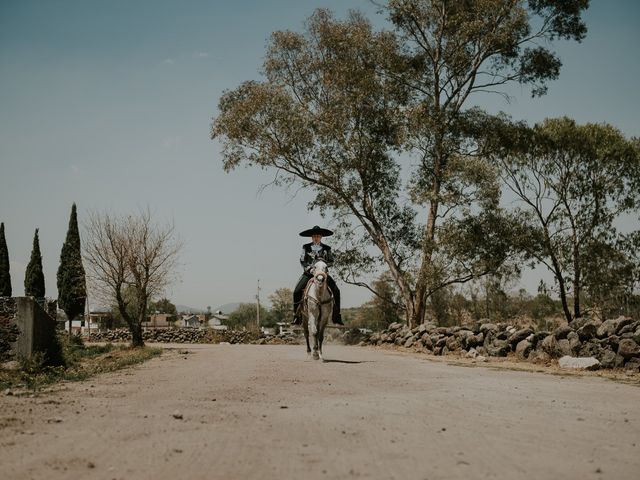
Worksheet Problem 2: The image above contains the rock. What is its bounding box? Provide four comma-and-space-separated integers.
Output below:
569, 317, 592, 330
615, 317, 635, 335
465, 348, 479, 359
600, 350, 625, 369
474, 355, 488, 363
486, 340, 509, 357
388, 322, 403, 331
515, 340, 532, 359
554, 325, 573, 340
603, 335, 620, 351
578, 340, 602, 358
597, 316, 632, 338
529, 350, 551, 364
558, 339, 573, 357
540, 335, 563, 358
558, 356, 600, 371
479, 323, 498, 334
531, 331, 550, 348
576, 321, 599, 341
624, 358, 640, 373
617, 339, 640, 359
567, 332, 581, 354
172, 411, 183, 420
445, 336, 461, 352
404, 338, 414, 348
3, 388, 13, 396
617, 324, 635, 335
507, 328, 534, 347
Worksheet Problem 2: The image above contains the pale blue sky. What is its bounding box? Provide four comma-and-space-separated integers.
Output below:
1, 0, 639, 310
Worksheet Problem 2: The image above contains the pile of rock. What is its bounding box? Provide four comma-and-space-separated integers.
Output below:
363, 316, 640, 371
87, 328, 300, 345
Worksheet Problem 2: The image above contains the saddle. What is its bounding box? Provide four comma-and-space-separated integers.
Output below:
299, 277, 334, 319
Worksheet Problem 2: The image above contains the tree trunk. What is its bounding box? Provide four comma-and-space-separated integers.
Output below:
412, 167, 442, 328
542, 226, 573, 324
573, 243, 581, 319
130, 321, 144, 348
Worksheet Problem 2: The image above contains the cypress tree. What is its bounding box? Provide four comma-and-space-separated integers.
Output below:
57, 204, 86, 330
25, 228, 45, 298
0, 223, 11, 296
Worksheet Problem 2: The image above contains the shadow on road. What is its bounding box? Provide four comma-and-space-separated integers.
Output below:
321, 359, 371, 364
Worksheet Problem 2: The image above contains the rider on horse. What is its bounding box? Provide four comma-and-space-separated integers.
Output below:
292, 225, 343, 325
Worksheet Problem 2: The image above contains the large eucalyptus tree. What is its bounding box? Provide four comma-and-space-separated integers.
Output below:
212, 1, 589, 326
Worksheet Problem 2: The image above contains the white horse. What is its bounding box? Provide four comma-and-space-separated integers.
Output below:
302, 259, 334, 361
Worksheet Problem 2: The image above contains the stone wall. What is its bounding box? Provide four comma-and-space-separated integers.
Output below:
87, 327, 301, 345
0, 297, 63, 365
0, 297, 19, 361
362, 316, 640, 372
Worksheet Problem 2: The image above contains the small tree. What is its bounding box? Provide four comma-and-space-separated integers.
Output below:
0, 222, 11, 297
268, 288, 293, 324
226, 303, 269, 330
496, 117, 640, 323
25, 228, 45, 298
84, 211, 181, 347
57, 204, 87, 336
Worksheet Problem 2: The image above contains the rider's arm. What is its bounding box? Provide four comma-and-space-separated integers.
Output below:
300, 247, 312, 272
324, 246, 335, 267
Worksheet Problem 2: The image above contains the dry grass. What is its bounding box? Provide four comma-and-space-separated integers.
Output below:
0, 343, 162, 394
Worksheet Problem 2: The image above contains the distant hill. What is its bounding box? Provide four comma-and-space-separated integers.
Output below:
215, 302, 244, 315
176, 304, 205, 314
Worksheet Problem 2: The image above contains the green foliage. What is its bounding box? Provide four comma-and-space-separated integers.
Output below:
24, 228, 45, 298
149, 297, 178, 315
0, 222, 11, 296
267, 288, 293, 325
212, 2, 589, 326
495, 117, 640, 322
57, 204, 87, 321
225, 303, 270, 330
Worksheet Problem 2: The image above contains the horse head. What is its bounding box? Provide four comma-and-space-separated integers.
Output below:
312, 259, 328, 285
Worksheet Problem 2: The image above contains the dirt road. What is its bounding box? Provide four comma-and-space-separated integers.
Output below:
1, 344, 639, 480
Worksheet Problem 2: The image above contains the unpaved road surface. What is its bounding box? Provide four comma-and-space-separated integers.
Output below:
1, 344, 639, 480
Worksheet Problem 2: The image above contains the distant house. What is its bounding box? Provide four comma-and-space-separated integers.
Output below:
207, 312, 228, 330
181, 314, 201, 328
143, 313, 176, 329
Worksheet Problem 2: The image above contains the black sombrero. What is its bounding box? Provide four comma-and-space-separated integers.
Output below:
299, 225, 333, 237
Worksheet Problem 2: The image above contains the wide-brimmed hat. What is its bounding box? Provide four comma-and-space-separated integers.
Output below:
299, 225, 333, 237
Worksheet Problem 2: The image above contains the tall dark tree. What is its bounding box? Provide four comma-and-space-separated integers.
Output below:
0, 223, 11, 297
25, 228, 45, 298
57, 204, 87, 335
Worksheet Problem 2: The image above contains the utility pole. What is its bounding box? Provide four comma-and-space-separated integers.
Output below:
256, 279, 261, 331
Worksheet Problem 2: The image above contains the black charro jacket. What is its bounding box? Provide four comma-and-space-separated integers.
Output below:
300, 242, 334, 273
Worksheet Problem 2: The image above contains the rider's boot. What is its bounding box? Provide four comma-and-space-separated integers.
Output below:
292, 313, 302, 325
332, 312, 344, 326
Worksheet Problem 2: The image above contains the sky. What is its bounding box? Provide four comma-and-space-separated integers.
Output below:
1, 0, 639, 311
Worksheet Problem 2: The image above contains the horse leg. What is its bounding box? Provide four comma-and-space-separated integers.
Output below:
309, 312, 320, 361
303, 318, 311, 358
